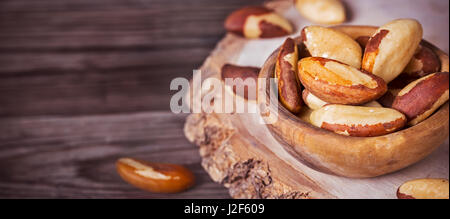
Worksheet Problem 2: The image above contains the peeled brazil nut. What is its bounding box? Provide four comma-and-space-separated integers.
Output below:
362, 19, 423, 83
403, 43, 441, 78
224, 6, 293, 39
221, 64, 260, 101
302, 89, 382, 109
301, 26, 362, 68
302, 89, 328, 110
116, 158, 195, 193
392, 72, 449, 126
276, 38, 302, 113
310, 104, 407, 137
294, 0, 346, 25
298, 57, 387, 105
397, 179, 449, 199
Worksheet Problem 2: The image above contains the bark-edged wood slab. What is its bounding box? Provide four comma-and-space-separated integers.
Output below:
183, 0, 449, 199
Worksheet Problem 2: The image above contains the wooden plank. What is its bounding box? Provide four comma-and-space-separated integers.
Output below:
0, 34, 219, 52
0, 0, 267, 198
0, 111, 230, 198
0, 0, 265, 117
0, 0, 265, 37
0, 49, 209, 73
0, 64, 191, 116
0, 0, 263, 13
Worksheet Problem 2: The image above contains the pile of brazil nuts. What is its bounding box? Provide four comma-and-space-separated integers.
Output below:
219, 5, 449, 200
224, 0, 347, 39
222, 3, 448, 137
275, 19, 449, 137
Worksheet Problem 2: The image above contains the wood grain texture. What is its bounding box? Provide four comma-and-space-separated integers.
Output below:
0, 112, 230, 198
0, 0, 267, 198
0, 0, 265, 117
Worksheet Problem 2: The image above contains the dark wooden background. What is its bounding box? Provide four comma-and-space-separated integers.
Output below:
0, 0, 265, 198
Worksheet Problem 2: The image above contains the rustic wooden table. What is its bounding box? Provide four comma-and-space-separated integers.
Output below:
0, 0, 268, 198
0, 0, 448, 199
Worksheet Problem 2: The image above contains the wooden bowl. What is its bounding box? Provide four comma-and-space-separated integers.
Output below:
258, 25, 449, 178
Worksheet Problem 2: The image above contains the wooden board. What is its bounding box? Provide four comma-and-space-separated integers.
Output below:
184, 0, 449, 199
0, 0, 276, 198
0, 0, 267, 117
0, 112, 233, 198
